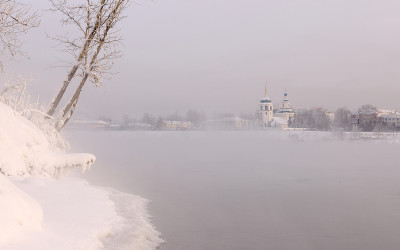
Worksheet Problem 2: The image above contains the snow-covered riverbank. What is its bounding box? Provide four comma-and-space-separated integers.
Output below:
5, 176, 163, 249
0, 102, 163, 249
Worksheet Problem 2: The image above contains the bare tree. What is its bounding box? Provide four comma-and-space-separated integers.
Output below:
293, 109, 314, 129
47, 0, 105, 116
314, 109, 331, 131
356, 104, 378, 132
357, 104, 378, 115
334, 107, 352, 131
186, 110, 206, 127
142, 113, 156, 126
0, 0, 39, 58
47, 0, 129, 128
57, 0, 127, 130
293, 108, 332, 130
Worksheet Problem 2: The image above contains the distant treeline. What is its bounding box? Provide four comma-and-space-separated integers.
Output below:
103, 110, 258, 130
95, 104, 399, 132
292, 104, 398, 132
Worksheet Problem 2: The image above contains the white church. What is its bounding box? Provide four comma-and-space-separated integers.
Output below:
259, 86, 294, 129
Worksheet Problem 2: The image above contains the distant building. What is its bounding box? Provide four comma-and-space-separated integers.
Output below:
271, 116, 289, 129
274, 89, 295, 125
325, 111, 334, 121
351, 109, 400, 132
219, 117, 248, 128
259, 85, 274, 127
204, 117, 256, 130
161, 120, 193, 130
67, 120, 109, 130
123, 122, 154, 130
258, 85, 295, 129
377, 110, 400, 129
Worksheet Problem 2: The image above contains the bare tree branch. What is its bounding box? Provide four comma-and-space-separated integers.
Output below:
0, 0, 40, 57
47, 0, 108, 116
55, 0, 129, 130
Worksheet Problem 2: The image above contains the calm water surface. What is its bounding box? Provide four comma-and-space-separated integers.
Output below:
67, 131, 400, 250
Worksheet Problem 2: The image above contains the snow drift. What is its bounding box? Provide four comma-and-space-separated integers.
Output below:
0, 102, 95, 177
0, 102, 163, 249
0, 174, 42, 244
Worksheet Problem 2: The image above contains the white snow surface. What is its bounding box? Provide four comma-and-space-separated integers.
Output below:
4, 176, 163, 250
0, 175, 42, 244
0, 102, 94, 177
0, 102, 163, 249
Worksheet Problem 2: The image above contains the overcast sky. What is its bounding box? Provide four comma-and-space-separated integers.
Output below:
4, 0, 400, 119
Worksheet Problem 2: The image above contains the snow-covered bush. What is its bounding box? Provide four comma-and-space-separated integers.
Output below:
0, 75, 69, 151
0, 101, 95, 177
0, 76, 95, 177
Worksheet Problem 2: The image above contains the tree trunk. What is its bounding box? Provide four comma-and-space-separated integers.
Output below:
56, 74, 87, 131
47, 64, 79, 116
57, 0, 125, 130
47, 0, 106, 116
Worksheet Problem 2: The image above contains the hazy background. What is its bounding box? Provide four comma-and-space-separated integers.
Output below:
4, 0, 400, 119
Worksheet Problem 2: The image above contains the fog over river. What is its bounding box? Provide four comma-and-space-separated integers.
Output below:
68, 131, 400, 250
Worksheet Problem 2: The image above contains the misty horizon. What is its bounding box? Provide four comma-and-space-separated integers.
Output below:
2, 0, 400, 119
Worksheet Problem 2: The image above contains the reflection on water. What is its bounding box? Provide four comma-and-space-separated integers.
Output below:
67, 131, 400, 250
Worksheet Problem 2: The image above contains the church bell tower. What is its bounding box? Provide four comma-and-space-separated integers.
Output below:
259, 84, 274, 127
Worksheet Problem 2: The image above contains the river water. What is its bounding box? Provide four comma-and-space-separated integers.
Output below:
67, 131, 400, 250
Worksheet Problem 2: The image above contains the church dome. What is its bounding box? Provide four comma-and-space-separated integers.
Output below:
260, 97, 271, 103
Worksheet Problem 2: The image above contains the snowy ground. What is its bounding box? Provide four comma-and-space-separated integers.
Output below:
0, 102, 163, 249
4, 175, 162, 250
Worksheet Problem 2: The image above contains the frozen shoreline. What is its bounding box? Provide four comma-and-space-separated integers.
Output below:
3, 174, 163, 250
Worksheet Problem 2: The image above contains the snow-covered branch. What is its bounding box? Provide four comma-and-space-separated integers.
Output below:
48, 0, 130, 130
0, 0, 40, 57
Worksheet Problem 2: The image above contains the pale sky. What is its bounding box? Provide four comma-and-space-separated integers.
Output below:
4, 0, 400, 119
